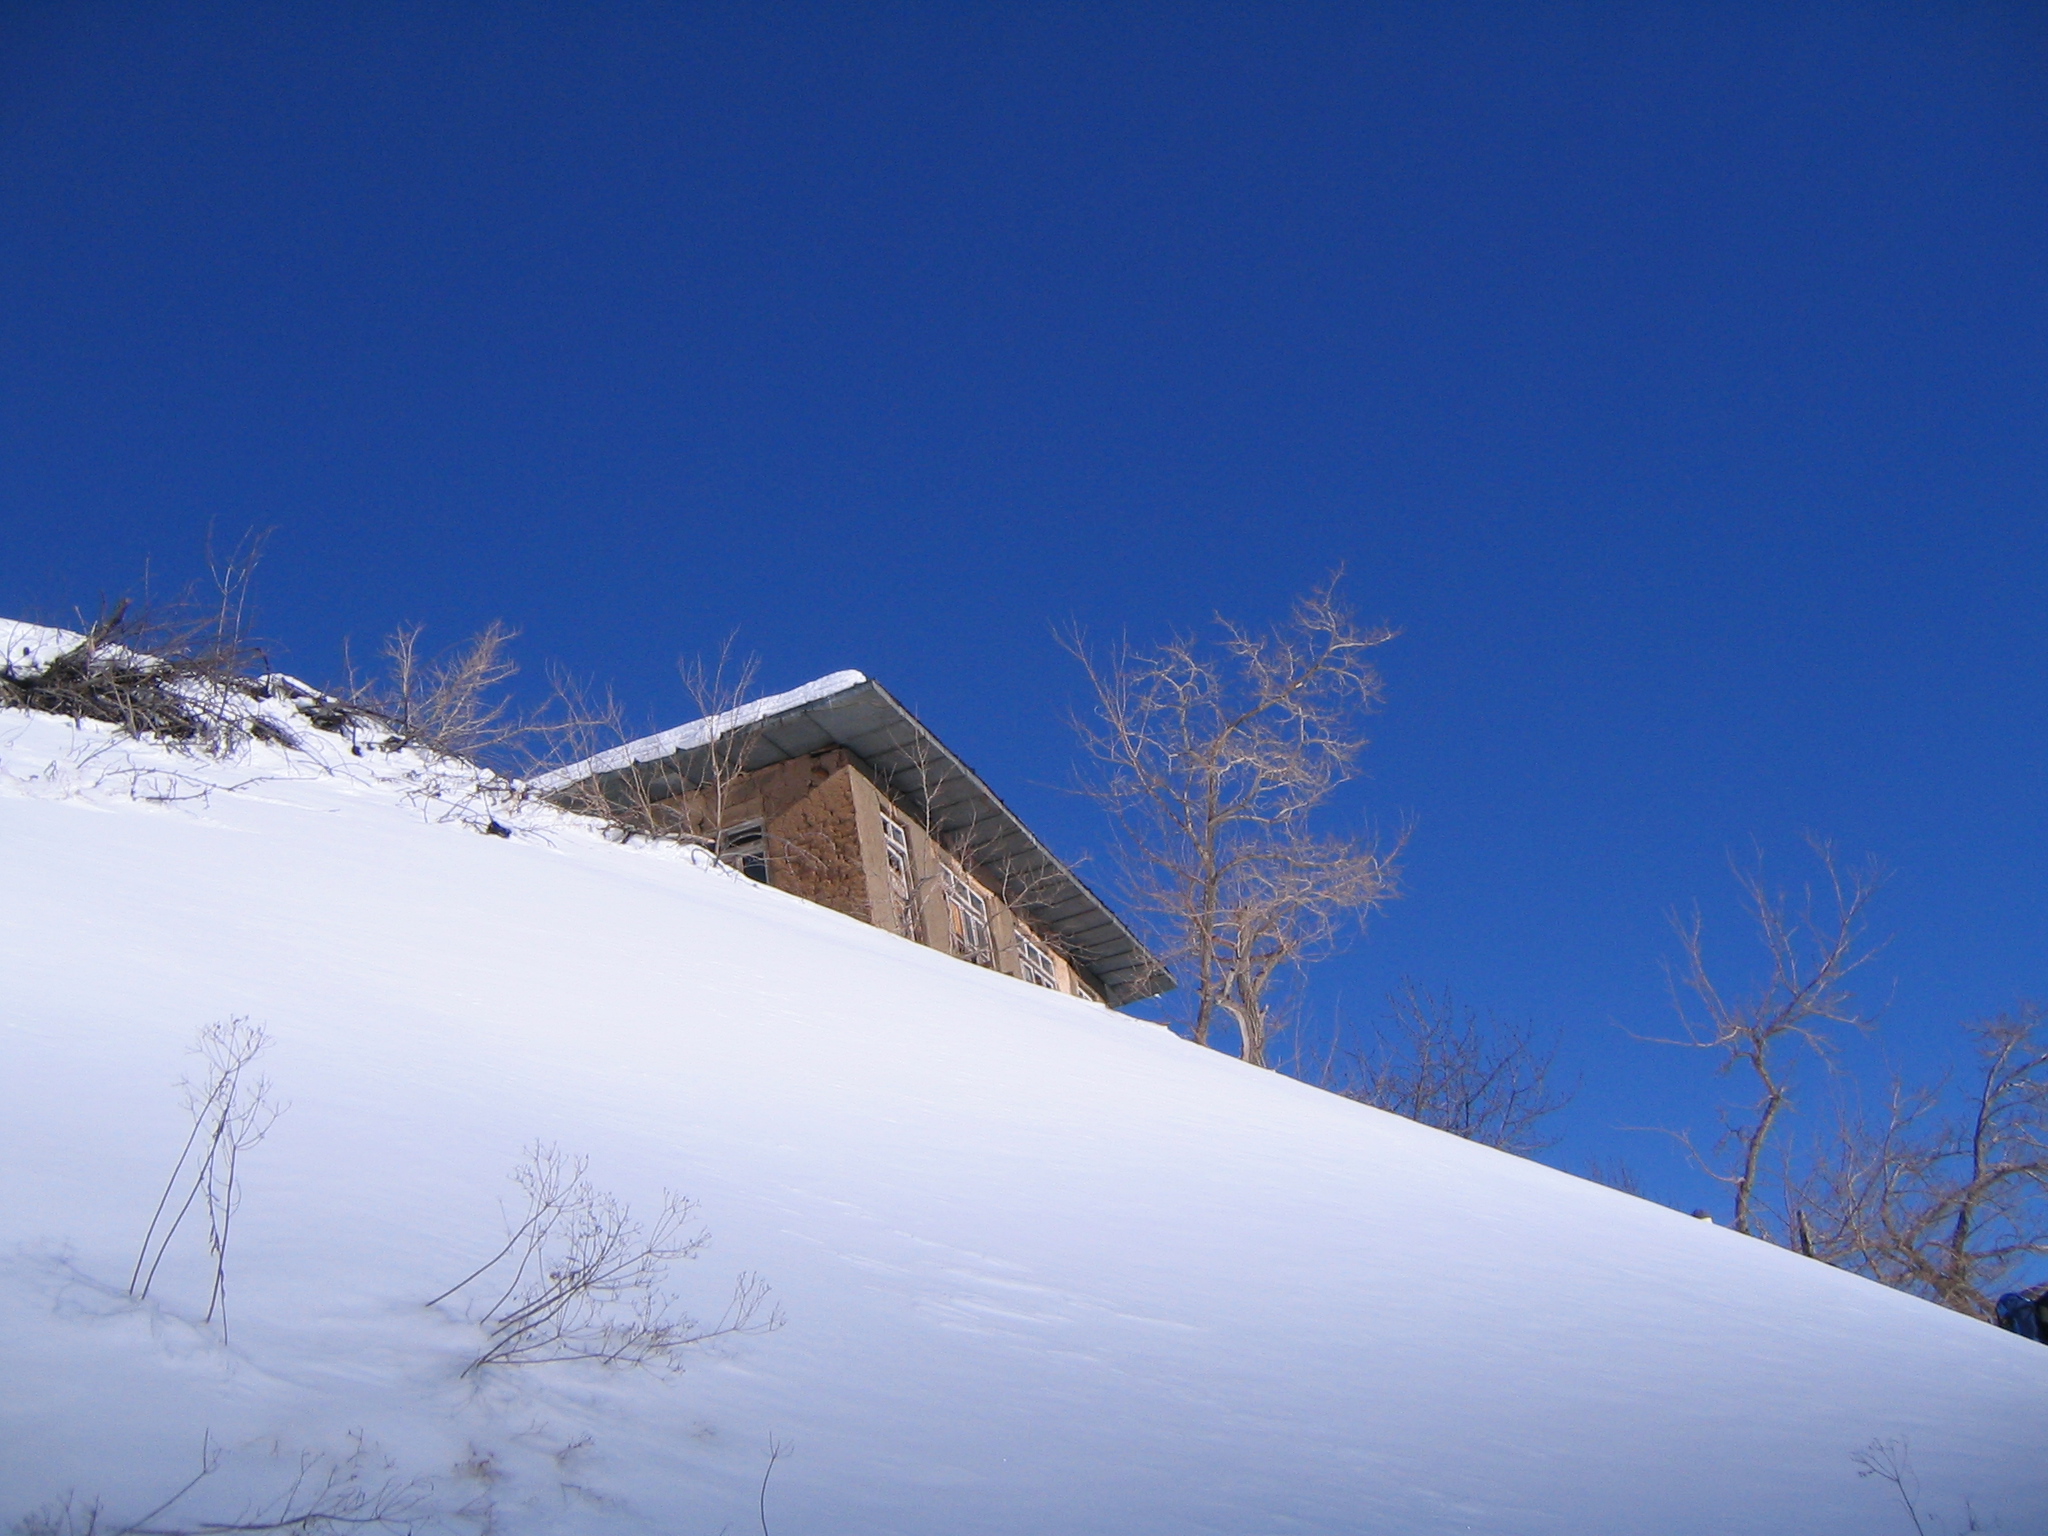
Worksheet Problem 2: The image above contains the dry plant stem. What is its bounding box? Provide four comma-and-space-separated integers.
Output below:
130, 1076, 235, 1297
1066, 573, 1401, 1064
1852, 1439, 1938, 1536
130, 1021, 282, 1340
1653, 837, 1885, 1237
757, 1436, 789, 1536
116, 1433, 223, 1536
203, 524, 273, 649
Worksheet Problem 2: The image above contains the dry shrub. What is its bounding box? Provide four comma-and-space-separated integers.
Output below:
428, 1143, 782, 1375
11, 1433, 428, 1536
0, 600, 290, 754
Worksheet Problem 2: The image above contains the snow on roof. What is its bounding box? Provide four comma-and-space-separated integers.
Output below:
531, 669, 868, 791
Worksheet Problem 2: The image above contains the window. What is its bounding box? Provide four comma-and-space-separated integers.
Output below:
942, 866, 994, 966
880, 813, 919, 937
1015, 929, 1060, 991
718, 819, 769, 883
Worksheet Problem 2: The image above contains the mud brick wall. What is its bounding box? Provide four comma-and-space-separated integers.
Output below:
764, 759, 871, 922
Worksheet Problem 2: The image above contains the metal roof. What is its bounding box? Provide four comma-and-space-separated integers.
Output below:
542, 674, 1173, 1008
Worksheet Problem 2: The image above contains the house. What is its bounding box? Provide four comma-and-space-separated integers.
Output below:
536, 671, 1172, 1009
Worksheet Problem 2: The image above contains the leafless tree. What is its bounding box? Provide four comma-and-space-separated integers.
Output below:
129, 1020, 284, 1341
1581, 1157, 1645, 1197
326, 621, 640, 820
1650, 838, 1886, 1237
344, 622, 527, 760
1066, 576, 1401, 1064
1334, 983, 1574, 1155
428, 1144, 781, 1375
1792, 1005, 2048, 1320
536, 637, 772, 869
673, 634, 765, 866
527, 669, 680, 838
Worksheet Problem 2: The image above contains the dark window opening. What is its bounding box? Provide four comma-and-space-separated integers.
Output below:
719, 820, 769, 883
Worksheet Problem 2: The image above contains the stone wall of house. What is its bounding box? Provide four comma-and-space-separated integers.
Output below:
765, 761, 872, 923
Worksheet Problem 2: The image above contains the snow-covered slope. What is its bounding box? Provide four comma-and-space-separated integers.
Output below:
2, 666, 2043, 1533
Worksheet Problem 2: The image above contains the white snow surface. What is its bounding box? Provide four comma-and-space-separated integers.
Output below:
531, 669, 868, 791
2, 682, 2044, 1533
1, 619, 107, 676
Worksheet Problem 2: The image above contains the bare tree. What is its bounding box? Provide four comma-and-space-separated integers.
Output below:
1651, 838, 1886, 1237
1066, 576, 1401, 1065
130, 1020, 284, 1340
537, 637, 770, 868
428, 1144, 781, 1375
1580, 1156, 1645, 1197
1334, 983, 1574, 1155
1794, 1005, 2048, 1319
674, 635, 766, 869
345, 622, 526, 760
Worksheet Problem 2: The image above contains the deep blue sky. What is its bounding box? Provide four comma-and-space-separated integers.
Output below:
4, 3, 2043, 1211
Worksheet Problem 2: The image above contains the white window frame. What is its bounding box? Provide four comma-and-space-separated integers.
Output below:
942, 866, 994, 967
880, 812, 919, 937
1015, 928, 1060, 991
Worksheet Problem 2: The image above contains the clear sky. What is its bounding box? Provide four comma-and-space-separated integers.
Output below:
3, 3, 2043, 1213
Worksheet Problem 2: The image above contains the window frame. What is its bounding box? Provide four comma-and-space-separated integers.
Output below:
879, 811, 920, 937
941, 865, 995, 967
1015, 927, 1061, 991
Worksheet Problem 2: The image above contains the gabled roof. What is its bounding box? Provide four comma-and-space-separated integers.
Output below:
535, 673, 1174, 1007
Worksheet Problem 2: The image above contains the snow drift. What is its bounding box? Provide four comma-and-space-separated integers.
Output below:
1, 621, 2042, 1534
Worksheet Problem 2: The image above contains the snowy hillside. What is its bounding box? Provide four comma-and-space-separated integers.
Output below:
2, 628, 2044, 1534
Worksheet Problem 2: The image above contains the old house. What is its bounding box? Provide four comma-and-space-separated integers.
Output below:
537, 671, 1172, 1009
